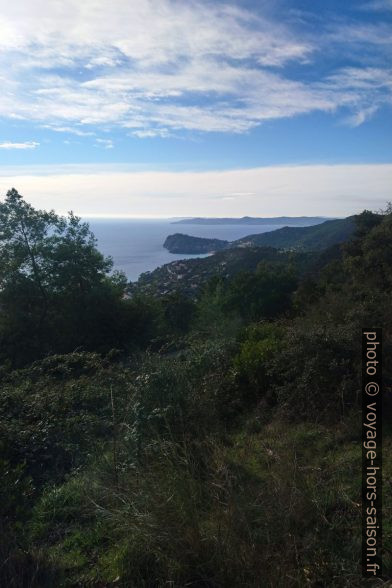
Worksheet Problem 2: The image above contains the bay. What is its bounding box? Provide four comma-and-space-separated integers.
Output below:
86, 219, 283, 282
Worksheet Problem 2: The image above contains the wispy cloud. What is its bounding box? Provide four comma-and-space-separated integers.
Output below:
361, 0, 392, 11
131, 129, 170, 139
43, 125, 95, 137
95, 138, 114, 149
324, 67, 392, 125
227, 192, 256, 197
0, 141, 39, 149
0, 1, 390, 135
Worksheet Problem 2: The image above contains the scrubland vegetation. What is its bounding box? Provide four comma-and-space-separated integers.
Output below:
0, 189, 391, 586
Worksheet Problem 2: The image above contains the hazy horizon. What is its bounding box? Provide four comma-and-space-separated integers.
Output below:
0, 0, 391, 214
1, 163, 391, 218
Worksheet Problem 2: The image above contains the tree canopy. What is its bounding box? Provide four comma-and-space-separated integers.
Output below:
0, 189, 135, 366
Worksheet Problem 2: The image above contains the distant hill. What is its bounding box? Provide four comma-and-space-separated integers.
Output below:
164, 217, 355, 254
234, 217, 355, 250
172, 216, 333, 226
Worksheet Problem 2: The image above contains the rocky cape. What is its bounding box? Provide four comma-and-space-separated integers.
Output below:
163, 233, 229, 254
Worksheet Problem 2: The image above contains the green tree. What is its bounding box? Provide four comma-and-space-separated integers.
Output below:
0, 189, 136, 366
161, 291, 196, 334
224, 262, 298, 322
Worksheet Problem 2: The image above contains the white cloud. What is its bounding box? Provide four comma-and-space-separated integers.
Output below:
131, 129, 170, 138
346, 105, 379, 127
95, 138, 114, 149
0, 141, 39, 149
329, 22, 392, 47
0, 164, 390, 217
0, 1, 390, 135
362, 0, 392, 11
323, 67, 392, 125
43, 125, 95, 137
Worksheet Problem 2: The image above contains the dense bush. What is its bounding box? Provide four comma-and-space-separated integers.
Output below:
0, 352, 131, 485
234, 322, 283, 403
222, 262, 298, 322
269, 322, 359, 422
1, 196, 392, 586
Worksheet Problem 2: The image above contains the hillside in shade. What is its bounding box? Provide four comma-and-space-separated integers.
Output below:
130, 247, 313, 297
2, 192, 391, 587
233, 217, 355, 250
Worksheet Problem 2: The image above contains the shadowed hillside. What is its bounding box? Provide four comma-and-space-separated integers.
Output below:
234, 216, 355, 250
1, 193, 391, 587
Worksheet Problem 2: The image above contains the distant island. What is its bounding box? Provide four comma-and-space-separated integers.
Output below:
163, 217, 354, 254
172, 216, 333, 226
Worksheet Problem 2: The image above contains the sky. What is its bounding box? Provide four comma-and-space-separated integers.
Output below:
0, 0, 391, 217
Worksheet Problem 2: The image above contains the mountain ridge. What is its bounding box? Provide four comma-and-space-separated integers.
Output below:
164, 217, 355, 254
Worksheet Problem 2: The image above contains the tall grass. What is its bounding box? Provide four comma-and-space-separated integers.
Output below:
25, 414, 375, 587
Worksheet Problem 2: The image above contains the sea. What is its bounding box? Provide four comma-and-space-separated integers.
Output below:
86, 219, 284, 282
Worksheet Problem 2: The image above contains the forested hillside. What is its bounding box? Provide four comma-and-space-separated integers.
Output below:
0, 190, 391, 587
130, 246, 318, 298
234, 216, 355, 249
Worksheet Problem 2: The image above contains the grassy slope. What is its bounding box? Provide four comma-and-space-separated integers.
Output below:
25, 414, 391, 587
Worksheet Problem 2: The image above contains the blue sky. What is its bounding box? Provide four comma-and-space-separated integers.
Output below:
0, 0, 391, 216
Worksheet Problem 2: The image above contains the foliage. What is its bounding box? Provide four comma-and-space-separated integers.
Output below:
0, 189, 152, 366
160, 291, 196, 334
223, 262, 298, 321
24, 421, 375, 587
1, 192, 392, 586
234, 322, 283, 402
0, 352, 131, 485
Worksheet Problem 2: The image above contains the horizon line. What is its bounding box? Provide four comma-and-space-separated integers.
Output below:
82, 214, 341, 220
